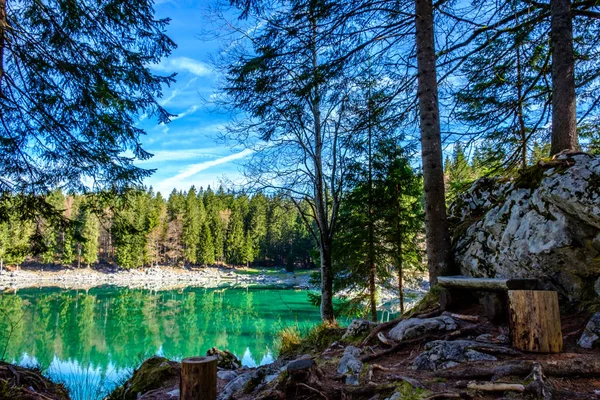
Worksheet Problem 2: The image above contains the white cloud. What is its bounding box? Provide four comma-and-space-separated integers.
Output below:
159, 89, 180, 106
157, 149, 253, 192
137, 148, 221, 164
154, 57, 213, 77
171, 105, 199, 121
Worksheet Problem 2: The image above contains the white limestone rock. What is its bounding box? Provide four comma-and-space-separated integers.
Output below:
450, 154, 600, 302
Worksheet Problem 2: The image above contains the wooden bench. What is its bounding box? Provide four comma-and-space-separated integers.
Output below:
438, 275, 562, 353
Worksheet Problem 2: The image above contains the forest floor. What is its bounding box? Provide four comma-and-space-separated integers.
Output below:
0, 263, 315, 291
109, 300, 600, 400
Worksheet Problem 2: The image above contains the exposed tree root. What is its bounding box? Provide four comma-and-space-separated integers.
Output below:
361, 307, 441, 345
439, 358, 600, 380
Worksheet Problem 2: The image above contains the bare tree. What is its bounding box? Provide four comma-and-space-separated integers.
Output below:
217, 0, 356, 321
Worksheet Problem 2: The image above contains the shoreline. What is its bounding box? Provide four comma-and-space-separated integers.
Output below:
0, 265, 314, 292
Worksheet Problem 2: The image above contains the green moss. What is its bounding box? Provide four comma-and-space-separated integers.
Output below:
391, 381, 429, 399
107, 356, 179, 400
404, 286, 444, 318
514, 164, 547, 190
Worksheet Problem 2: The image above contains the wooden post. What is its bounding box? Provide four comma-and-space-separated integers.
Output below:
180, 356, 218, 400
508, 290, 563, 353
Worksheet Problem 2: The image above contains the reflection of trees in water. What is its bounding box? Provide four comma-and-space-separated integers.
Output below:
0, 287, 319, 374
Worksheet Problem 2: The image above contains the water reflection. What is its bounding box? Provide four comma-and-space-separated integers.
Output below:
0, 286, 320, 397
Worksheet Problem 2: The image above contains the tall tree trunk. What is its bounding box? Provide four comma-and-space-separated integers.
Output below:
310, 13, 335, 322
0, 0, 5, 92
415, 0, 452, 285
550, 0, 578, 154
368, 86, 377, 322
320, 239, 335, 321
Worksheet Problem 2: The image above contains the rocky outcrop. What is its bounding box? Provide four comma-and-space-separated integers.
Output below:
450, 154, 600, 302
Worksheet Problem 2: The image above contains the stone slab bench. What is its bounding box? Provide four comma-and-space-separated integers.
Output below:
437, 276, 541, 292
437, 276, 562, 353
436, 276, 542, 322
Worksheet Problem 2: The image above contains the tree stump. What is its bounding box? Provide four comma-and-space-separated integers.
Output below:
181, 356, 218, 400
508, 290, 562, 353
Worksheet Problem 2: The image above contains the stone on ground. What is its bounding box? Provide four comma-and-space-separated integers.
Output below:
413, 340, 498, 371
388, 315, 457, 341
578, 312, 600, 349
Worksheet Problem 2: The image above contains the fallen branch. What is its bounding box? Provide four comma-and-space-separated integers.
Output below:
360, 307, 440, 345
423, 393, 462, 399
443, 312, 480, 322
467, 381, 525, 392
443, 324, 485, 340
297, 383, 329, 400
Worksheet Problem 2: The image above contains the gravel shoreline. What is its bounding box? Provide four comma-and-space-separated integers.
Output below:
0, 266, 313, 291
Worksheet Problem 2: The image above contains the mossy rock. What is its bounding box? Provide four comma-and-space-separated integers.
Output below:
0, 362, 69, 400
404, 286, 445, 318
107, 356, 180, 400
206, 347, 242, 369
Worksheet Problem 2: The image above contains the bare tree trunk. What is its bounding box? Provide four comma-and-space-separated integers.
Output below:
415, 0, 452, 285
310, 13, 335, 322
550, 0, 578, 154
0, 0, 6, 92
320, 239, 335, 321
368, 90, 377, 322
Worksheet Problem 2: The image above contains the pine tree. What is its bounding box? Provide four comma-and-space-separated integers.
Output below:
0, 0, 175, 208
225, 202, 246, 266
197, 219, 215, 266
182, 187, 202, 265
77, 207, 99, 268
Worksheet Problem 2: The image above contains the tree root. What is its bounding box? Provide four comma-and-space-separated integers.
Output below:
296, 383, 329, 400
438, 358, 600, 380
361, 307, 440, 345
360, 335, 435, 363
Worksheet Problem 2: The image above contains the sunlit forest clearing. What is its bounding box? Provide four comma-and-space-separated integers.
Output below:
1, 0, 600, 399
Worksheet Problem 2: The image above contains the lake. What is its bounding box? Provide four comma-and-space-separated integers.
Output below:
0, 285, 325, 399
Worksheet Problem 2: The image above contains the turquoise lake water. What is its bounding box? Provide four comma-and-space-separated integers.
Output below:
0, 286, 325, 399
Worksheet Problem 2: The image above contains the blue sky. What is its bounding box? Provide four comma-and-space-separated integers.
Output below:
136, 1, 248, 196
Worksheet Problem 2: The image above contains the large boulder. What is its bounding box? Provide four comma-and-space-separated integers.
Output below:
450, 154, 600, 302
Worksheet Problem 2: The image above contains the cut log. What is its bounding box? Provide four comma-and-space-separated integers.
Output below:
181, 356, 218, 400
508, 290, 562, 353
438, 276, 539, 291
